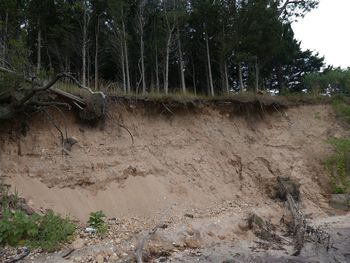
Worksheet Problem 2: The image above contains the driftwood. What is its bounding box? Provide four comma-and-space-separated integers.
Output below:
135, 204, 175, 263
135, 223, 168, 263
277, 176, 331, 256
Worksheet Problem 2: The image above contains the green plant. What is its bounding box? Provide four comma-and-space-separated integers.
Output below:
31, 210, 76, 251
0, 209, 39, 246
332, 97, 350, 124
325, 138, 350, 194
88, 211, 107, 235
0, 209, 75, 251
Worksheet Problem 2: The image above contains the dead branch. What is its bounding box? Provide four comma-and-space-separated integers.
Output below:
19, 72, 105, 106
117, 123, 134, 145
62, 248, 75, 259
135, 223, 167, 263
161, 102, 174, 115
42, 109, 65, 145
277, 177, 331, 256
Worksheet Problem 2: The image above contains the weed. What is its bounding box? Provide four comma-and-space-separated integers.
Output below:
332, 97, 350, 124
0, 208, 75, 251
87, 211, 107, 236
325, 138, 350, 194
30, 210, 76, 251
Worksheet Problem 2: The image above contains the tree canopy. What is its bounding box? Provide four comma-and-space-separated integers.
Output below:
0, 0, 324, 96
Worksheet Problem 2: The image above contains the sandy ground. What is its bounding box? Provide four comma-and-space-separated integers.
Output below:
0, 102, 349, 262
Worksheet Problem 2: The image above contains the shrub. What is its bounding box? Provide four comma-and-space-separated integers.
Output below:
0, 208, 75, 251
332, 97, 350, 124
87, 211, 107, 236
30, 210, 76, 251
325, 138, 350, 194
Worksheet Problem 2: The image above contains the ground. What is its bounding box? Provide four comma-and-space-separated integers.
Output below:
0, 101, 349, 262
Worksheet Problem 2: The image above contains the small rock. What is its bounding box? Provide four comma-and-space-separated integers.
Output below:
72, 238, 85, 249
95, 254, 104, 263
184, 213, 194, 218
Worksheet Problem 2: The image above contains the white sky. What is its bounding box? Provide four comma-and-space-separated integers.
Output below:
292, 0, 350, 69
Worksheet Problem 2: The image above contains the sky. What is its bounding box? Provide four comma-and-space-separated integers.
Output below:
292, 0, 350, 69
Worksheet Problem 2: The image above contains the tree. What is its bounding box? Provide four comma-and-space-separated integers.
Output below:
136, 0, 147, 94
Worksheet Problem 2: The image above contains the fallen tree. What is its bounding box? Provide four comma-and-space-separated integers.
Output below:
0, 67, 106, 121
0, 67, 106, 154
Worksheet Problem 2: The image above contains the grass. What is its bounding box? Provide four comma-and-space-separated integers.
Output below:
332, 96, 350, 124
0, 185, 76, 251
321, 96, 350, 195
325, 138, 350, 194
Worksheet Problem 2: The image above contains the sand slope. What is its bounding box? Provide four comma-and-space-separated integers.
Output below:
0, 103, 346, 221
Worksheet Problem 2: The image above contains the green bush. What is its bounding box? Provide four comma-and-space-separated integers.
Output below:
332, 97, 350, 124
0, 209, 75, 251
30, 210, 76, 251
325, 138, 350, 194
305, 68, 350, 96
88, 211, 107, 236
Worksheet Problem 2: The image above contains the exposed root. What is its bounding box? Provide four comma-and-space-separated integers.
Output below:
117, 123, 134, 146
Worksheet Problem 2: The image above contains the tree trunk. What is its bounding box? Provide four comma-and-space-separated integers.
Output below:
155, 46, 160, 93
140, 32, 146, 94
164, 32, 171, 94
82, 10, 87, 87
255, 57, 259, 93
120, 38, 126, 94
192, 58, 196, 95
37, 19, 41, 75
277, 65, 284, 95
138, 3, 146, 95
2, 10, 8, 67
224, 60, 230, 94
94, 17, 99, 90
122, 20, 131, 93
87, 47, 90, 88
238, 63, 244, 92
177, 26, 186, 94
205, 31, 214, 96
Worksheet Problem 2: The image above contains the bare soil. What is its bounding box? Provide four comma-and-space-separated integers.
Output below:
0, 101, 349, 262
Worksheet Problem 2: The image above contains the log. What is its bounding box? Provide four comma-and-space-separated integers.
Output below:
277, 177, 331, 256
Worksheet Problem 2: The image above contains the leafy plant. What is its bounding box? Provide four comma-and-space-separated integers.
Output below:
0, 209, 75, 251
30, 210, 76, 251
87, 211, 107, 236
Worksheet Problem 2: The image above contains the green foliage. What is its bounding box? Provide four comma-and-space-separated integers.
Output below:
0, 209, 40, 247
0, 0, 322, 97
88, 211, 107, 235
0, 208, 75, 251
325, 138, 350, 194
31, 210, 76, 251
305, 68, 350, 96
332, 97, 350, 124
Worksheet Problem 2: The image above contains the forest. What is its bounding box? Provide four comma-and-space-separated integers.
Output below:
0, 0, 346, 98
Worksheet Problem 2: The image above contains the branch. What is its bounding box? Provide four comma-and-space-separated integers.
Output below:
18, 73, 105, 106
278, 0, 305, 15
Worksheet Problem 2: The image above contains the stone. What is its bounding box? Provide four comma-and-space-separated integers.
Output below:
72, 238, 85, 249
95, 254, 104, 263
